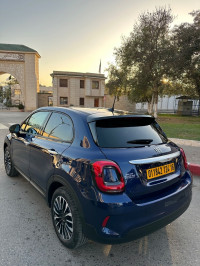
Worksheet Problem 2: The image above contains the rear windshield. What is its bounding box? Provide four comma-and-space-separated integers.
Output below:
89, 117, 168, 148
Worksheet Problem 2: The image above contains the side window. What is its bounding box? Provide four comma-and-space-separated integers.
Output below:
43, 112, 73, 142
24, 111, 50, 135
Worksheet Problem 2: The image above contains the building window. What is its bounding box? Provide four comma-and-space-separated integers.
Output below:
92, 81, 99, 89
94, 98, 99, 107
80, 98, 84, 106
80, 80, 84, 88
59, 79, 68, 87
60, 97, 68, 105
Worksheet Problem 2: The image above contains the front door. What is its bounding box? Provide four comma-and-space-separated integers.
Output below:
11, 133, 30, 177
12, 111, 50, 178
94, 98, 99, 107
29, 111, 74, 191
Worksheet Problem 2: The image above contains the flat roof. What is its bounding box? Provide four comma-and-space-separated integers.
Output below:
0, 43, 40, 57
50, 71, 106, 79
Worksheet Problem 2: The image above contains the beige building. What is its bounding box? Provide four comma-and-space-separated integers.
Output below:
38, 85, 53, 108
51, 71, 106, 108
0, 43, 40, 111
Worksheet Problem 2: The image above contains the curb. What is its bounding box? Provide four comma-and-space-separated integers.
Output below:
188, 163, 200, 176
170, 138, 200, 147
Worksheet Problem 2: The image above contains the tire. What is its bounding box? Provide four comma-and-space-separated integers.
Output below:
51, 187, 87, 249
4, 146, 18, 177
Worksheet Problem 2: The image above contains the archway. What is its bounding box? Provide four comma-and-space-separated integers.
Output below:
0, 44, 40, 111
0, 73, 23, 107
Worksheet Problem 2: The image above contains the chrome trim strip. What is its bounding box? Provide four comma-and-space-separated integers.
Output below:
16, 167, 30, 182
129, 151, 180, 165
30, 180, 45, 196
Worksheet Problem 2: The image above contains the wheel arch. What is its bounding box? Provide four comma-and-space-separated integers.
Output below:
46, 175, 85, 221
4, 142, 8, 151
3, 135, 11, 152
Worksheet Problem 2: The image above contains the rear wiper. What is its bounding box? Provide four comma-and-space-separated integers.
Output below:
127, 139, 153, 144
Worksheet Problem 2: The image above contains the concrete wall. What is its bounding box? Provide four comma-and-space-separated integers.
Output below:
136, 95, 178, 113
24, 54, 39, 111
38, 93, 52, 108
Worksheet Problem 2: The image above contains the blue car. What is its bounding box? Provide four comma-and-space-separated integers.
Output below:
4, 107, 192, 249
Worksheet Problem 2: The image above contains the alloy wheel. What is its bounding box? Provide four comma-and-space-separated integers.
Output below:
4, 150, 11, 174
53, 196, 73, 240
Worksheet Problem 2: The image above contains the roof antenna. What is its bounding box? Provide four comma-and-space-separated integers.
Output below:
99, 59, 101, 74
110, 95, 117, 113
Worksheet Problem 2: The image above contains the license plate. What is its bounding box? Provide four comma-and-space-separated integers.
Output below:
146, 163, 175, 180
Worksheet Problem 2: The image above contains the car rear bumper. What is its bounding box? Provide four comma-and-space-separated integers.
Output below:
82, 173, 192, 244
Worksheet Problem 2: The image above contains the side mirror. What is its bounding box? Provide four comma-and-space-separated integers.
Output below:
9, 124, 21, 134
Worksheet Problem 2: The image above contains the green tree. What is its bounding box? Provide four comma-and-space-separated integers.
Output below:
107, 7, 175, 117
106, 64, 128, 98
173, 10, 200, 114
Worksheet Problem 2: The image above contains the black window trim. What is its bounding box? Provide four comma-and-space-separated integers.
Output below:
88, 121, 99, 146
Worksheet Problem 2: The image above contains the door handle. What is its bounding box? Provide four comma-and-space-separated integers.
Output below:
47, 149, 58, 155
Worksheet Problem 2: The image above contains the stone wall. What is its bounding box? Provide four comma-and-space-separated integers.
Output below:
0, 60, 25, 104
105, 94, 135, 112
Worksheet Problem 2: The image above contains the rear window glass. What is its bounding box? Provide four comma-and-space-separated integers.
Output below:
91, 117, 167, 148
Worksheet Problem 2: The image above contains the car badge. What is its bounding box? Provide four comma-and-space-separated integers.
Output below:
153, 146, 162, 154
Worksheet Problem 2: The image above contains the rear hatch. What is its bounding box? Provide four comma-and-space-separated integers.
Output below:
88, 115, 183, 202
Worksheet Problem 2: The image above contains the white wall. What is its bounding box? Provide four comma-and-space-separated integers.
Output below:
136, 95, 178, 112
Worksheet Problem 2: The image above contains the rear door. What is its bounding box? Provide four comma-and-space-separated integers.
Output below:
29, 111, 74, 191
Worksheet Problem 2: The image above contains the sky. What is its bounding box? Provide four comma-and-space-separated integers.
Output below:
0, 0, 200, 86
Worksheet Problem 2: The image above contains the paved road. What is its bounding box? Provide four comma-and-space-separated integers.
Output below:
0, 111, 30, 128
0, 111, 200, 266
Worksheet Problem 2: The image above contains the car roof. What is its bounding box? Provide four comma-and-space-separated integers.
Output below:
37, 106, 153, 122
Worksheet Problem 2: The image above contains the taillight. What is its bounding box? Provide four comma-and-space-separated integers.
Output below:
180, 148, 188, 170
92, 161, 125, 193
